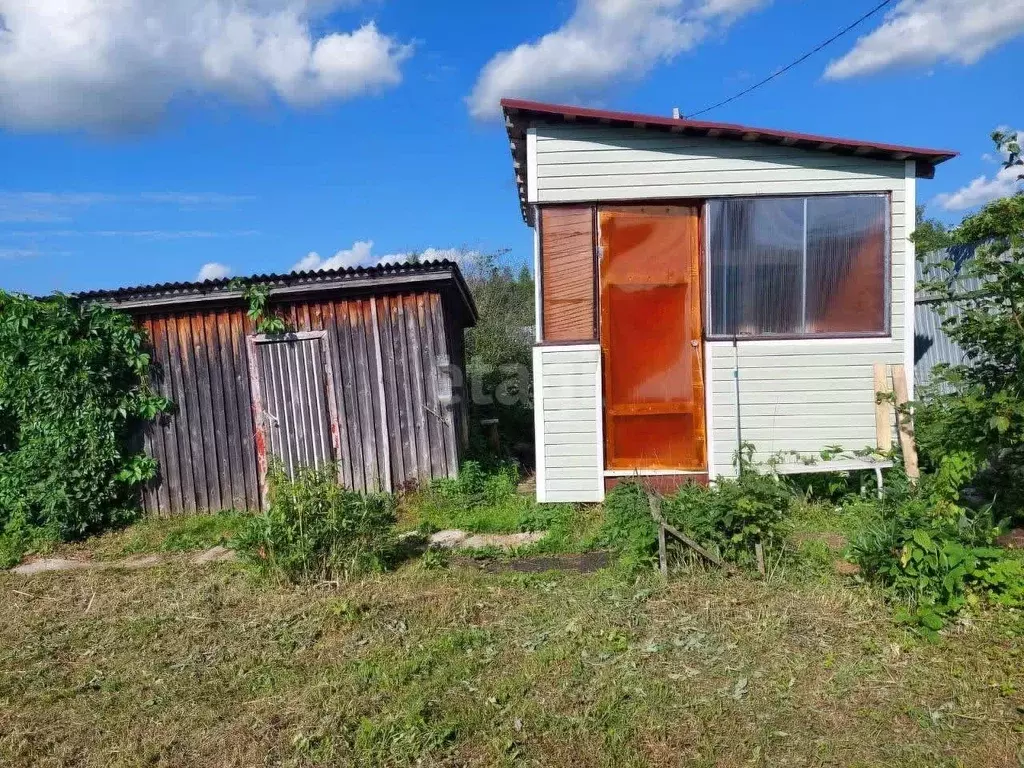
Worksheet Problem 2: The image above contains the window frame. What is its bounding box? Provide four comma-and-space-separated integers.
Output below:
703, 192, 892, 341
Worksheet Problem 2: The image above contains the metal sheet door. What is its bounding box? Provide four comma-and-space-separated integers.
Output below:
248, 331, 340, 481
599, 204, 707, 471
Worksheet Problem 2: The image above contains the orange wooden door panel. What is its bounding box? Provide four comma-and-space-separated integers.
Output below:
599, 205, 706, 471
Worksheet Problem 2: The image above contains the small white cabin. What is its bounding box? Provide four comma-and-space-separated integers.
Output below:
502, 99, 956, 503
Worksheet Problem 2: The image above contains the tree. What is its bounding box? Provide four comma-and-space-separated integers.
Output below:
916, 130, 1024, 514
454, 249, 535, 460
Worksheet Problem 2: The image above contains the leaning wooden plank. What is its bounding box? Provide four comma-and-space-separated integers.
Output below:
658, 523, 668, 579
370, 298, 394, 492
418, 293, 445, 479
429, 293, 459, 477
204, 312, 233, 508
377, 296, 405, 487
662, 522, 738, 574
337, 300, 367, 492
190, 314, 222, 511
215, 311, 246, 509
362, 299, 389, 491
403, 294, 431, 483
323, 301, 354, 488
230, 310, 260, 511
391, 295, 418, 485
350, 301, 379, 491
891, 364, 920, 483
149, 316, 176, 516
173, 316, 202, 512
873, 362, 893, 452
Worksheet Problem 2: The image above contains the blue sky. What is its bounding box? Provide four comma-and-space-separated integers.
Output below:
1, 0, 1021, 295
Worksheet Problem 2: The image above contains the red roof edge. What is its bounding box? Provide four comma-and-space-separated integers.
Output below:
500, 98, 958, 161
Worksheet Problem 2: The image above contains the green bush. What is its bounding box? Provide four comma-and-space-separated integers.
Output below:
848, 453, 1024, 636
598, 473, 795, 571
663, 471, 793, 567
235, 464, 398, 583
598, 482, 658, 566
0, 291, 168, 556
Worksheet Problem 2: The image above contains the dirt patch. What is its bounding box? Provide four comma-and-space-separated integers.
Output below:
996, 528, 1024, 549
11, 547, 237, 576
427, 530, 546, 551
452, 551, 611, 574
834, 560, 861, 576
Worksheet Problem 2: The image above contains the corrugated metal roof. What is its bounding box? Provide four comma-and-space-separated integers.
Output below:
502, 98, 959, 225
75, 259, 478, 321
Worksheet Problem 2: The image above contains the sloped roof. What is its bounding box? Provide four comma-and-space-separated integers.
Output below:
502, 99, 958, 224
76, 259, 478, 322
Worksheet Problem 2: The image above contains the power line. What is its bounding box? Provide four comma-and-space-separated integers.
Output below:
688, 0, 897, 118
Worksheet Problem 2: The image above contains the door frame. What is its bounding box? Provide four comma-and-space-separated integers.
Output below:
596, 201, 709, 474
246, 329, 343, 509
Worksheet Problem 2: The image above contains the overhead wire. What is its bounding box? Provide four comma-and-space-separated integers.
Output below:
688, 0, 898, 118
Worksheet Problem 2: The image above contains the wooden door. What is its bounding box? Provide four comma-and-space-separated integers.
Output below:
248, 331, 341, 480
599, 204, 706, 470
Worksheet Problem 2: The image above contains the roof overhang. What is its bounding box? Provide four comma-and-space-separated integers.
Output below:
502, 99, 958, 226
76, 260, 479, 325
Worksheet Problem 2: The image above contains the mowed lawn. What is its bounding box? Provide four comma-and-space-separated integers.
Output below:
2, 553, 1022, 768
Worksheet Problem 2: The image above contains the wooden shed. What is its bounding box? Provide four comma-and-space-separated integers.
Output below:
80, 260, 477, 515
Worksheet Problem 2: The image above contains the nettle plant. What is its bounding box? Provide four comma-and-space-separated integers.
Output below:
848, 452, 1024, 638
0, 292, 169, 545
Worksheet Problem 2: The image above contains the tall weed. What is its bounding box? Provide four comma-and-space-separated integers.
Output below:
235, 463, 397, 583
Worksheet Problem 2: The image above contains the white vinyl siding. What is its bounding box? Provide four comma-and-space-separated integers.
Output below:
531, 122, 914, 485
534, 345, 603, 502
708, 340, 904, 477
535, 125, 906, 202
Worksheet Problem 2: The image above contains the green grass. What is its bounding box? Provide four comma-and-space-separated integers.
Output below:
2, 554, 1022, 767
47, 511, 249, 561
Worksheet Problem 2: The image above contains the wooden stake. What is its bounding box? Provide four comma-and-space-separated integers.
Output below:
891, 364, 920, 483
658, 523, 668, 579
755, 542, 765, 576
873, 363, 893, 452
648, 492, 736, 575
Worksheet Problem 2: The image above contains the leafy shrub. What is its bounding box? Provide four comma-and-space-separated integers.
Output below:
235, 463, 398, 583
597, 474, 795, 572
848, 453, 1024, 636
598, 482, 658, 566
663, 471, 793, 567
0, 292, 168, 556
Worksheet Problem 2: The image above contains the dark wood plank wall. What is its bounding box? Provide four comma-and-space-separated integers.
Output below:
137, 289, 466, 516
540, 205, 597, 341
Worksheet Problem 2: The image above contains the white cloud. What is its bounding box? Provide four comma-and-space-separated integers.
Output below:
197, 262, 232, 281
466, 0, 770, 120
292, 241, 483, 272
293, 240, 376, 272
824, 0, 1024, 80
0, 1, 412, 132
933, 128, 1023, 211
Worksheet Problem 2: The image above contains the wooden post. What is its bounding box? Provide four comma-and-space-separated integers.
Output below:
873, 363, 893, 452
755, 541, 765, 577
658, 523, 668, 579
891, 364, 920, 483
